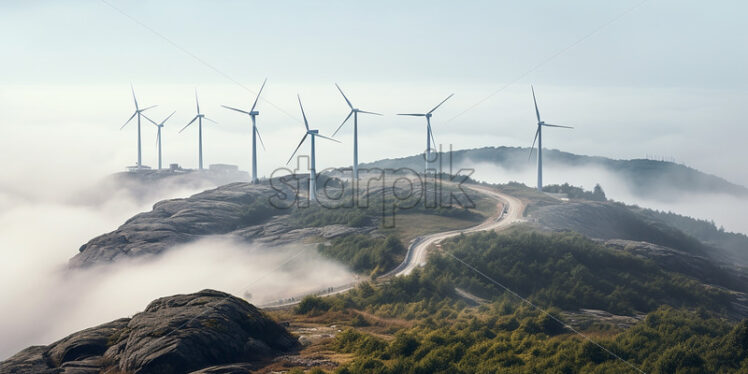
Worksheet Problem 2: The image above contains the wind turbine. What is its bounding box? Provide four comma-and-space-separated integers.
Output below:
121, 84, 157, 169
222, 78, 268, 183
286, 95, 340, 201
180, 89, 217, 170
397, 93, 454, 172
528, 85, 573, 192
332, 83, 382, 182
144, 111, 176, 170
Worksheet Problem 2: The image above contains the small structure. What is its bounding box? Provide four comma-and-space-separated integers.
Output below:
126, 165, 152, 173
209, 164, 239, 173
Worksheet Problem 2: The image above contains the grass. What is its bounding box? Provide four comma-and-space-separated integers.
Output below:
385, 189, 500, 242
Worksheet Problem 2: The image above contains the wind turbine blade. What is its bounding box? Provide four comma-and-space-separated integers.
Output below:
161, 111, 177, 125
332, 110, 353, 137
255, 127, 266, 151
542, 123, 574, 129
335, 83, 354, 109
315, 133, 341, 143
297, 94, 310, 131
529, 127, 540, 160
156, 130, 160, 145
397, 113, 426, 117
203, 117, 218, 124
222, 105, 251, 115
531, 85, 541, 123
358, 110, 382, 116
286, 133, 308, 165
141, 113, 158, 126
139, 105, 157, 112
428, 93, 454, 114
179, 115, 199, 133
250, 78, 267, 112
121, 111, 137, 129
130, 84, 139, 110
195, 89, 200, 114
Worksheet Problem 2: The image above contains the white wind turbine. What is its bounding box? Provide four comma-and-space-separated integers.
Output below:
121, 84, 157, 169
332, 83, 382, 183
180, 89, 217, 170
397, 93, 454, 172
222, 78, 268, 183
287, 95, 340, 201
528, 85, 574, 192
144, 111, 176, 170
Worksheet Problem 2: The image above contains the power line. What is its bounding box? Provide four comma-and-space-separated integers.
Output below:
98, 0, 302, 124
445, 0, 651, 124
444, 251, 647, 373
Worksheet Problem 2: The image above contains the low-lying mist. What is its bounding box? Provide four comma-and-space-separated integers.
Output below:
465, 160, 748, 235
0, 173, 354, 360
0, 235, 353, 360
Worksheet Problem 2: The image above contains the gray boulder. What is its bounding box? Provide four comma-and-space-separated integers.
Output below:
0, 290, 299, 374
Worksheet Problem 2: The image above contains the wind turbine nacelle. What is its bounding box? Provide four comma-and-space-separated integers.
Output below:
250, 111, 260, 116
308, 129, 319, 134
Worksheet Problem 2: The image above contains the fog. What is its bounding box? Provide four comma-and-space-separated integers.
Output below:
466, 160, 748, 235
0, 137, 354, 359
0, 235, 353, 360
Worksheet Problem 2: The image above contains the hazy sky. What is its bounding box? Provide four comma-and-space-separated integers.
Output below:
2, 0, 747, 186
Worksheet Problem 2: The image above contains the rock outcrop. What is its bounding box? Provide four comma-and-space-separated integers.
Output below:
0, 290, 299, 374
71, 183, 278, 267
70, 182, 376, 267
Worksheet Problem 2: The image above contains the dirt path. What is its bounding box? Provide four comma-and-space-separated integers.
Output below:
260, 184, 524, 309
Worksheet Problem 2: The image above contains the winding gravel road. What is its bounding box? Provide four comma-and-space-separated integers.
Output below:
382, 185, 525, 278
260, 185, 524, 309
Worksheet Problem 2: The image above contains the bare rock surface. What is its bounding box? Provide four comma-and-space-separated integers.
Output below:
71, 183, 276, 267
0, 290, 299, 374
70, 182, 376, 267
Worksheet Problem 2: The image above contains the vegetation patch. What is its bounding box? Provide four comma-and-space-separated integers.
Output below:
318, 235, 406, 276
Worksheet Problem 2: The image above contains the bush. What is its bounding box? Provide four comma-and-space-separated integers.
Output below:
295, 295, 332, 315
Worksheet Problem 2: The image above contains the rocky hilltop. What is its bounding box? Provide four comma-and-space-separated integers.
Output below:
70, 182, 373, 267
0, 289, 298, 374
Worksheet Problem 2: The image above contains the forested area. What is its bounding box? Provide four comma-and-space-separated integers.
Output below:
292, 229, 747, 373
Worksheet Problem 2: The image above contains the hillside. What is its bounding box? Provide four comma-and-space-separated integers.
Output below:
273, 229, 748, 373
28, 172, 748, 373
362, 146, 748, 199
71, 177, 495, 267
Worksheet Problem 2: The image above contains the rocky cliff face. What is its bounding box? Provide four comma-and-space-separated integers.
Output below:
70, 182, 374, 267
0, 289, 299, 374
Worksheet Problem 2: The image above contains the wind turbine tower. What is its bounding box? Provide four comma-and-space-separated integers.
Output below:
145, 111, 176, 170
222, 78, 268, 183
332, 83, 381, 182
397, 93, 454, 172
121, 85, 157, 169
180, 90, 217, 170
528, 86, 574, 191
287, 95, 340, 201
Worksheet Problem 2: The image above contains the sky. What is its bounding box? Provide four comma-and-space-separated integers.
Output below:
1, 0, 747, 187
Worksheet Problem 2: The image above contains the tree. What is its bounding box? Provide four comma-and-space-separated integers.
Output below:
592, 184, 607, 201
